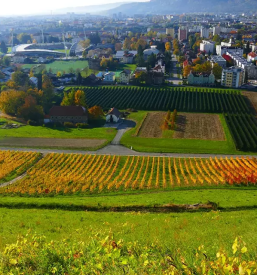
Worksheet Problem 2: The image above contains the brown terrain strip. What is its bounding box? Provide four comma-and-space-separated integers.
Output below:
139, 112, 166, 138
173, 113, 225, 141
0, 137, 106, 148
243, 91, 257, 115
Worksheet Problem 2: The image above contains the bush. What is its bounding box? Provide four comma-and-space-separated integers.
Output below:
76, 123, 88, 129
64, 122, 75, 128
27, 120, 42, 126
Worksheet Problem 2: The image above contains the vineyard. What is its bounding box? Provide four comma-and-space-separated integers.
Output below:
0, 151, 41, 183
1, 152, 257, 195
69, 86, 250, 113
225, 113, 257, 151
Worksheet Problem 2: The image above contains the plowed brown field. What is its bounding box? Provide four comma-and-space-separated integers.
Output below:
139, 112, 166, 138
173, 113, 225, 140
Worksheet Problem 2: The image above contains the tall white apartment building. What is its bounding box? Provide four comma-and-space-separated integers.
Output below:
200, 40, 215, 53
200, 28, 210, 38
221, 67, 244, 88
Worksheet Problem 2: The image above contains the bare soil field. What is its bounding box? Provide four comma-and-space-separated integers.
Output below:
0, 137, 106, 149
243, 91, 257, 114
173, 113, 225, 141
139, 112, 166, 138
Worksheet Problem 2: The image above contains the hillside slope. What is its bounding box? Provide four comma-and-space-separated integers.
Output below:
108, 0, 257, 15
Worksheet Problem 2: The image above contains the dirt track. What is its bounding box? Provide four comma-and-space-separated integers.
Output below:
0, 137, 106, 148
174, 113, 225, 140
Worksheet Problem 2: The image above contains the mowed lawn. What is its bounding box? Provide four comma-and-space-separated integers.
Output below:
22, 60, 88, 74
121, 111, 238, 154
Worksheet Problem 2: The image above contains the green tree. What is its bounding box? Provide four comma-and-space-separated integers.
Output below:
11, 70, 29, 88
212, 63, 223, 80
18, 33, 32, 44
2, 56, 11, 66
147, 53, 157, 68
42, 74, 54, 110
0, 41, 8, 54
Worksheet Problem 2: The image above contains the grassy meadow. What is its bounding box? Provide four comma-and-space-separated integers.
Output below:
22, 60, 88, 74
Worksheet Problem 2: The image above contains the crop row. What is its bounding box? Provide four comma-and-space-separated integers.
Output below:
69, 86, 249, 113
0, 151, 41, 182
225, 113, 257, 151
1, 153, 257, 195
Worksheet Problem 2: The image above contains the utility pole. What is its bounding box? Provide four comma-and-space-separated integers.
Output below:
41, 25, 44, 44
11, 28, 14, 54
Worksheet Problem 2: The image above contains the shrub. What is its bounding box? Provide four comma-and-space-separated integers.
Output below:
0, 234, 255, 274
76, 123, 88, 129
64, 122, 75, 128
27, 120, 42, 126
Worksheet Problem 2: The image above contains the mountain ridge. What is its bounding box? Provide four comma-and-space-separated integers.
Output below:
107, 0, 257, 15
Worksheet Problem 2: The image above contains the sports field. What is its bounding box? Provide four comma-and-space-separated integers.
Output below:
22, 60, 88, 74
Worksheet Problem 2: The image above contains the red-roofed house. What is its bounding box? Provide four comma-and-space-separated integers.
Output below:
48, 106, 88, 124
247, 52, 257, 62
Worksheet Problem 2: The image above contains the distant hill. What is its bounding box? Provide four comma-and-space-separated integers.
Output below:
54, 2, 129, 14
107, 0, 257, 15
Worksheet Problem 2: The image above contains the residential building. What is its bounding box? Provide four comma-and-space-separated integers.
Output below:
187, 72, 215, 86
88, 58, 101, 70
209, 55, 226, 68
123, 53, 134, 64
119, 69, 131, 84
104, 72, 116, 83
213, 26, 221, 36
226, 52, 257, 79
166, 28, 175, 39
221, 67, 244, 88
178, 27, 187, 41
143, 45, 160, 59
48, 106, 88, 124
200, 28, 210, 39
200, 40, 215, 54
106, 108, 122, 123
135, 67, 147, 73
247, 52, 257, 62
115, 50, 137, 59
152, 59, 165, 74
216, 45, 244, 56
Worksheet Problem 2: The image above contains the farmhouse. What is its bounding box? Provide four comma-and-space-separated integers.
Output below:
106, 108, 122, 123
48, 106, 88, 124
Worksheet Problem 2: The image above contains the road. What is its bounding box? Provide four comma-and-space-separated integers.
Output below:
0, 145, 252, 159
167, 55, 183, 85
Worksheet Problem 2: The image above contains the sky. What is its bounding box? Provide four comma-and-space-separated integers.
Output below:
0, 0, 149, 16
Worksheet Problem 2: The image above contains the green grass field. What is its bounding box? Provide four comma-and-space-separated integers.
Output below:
121, 111, 238, 154
0, 189, 257, 259
0, 125, 116, 140
0, 119, 116, 141
22, 60, 88, 74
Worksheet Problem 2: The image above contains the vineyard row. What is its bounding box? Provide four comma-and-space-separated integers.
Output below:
69, 86, 250, 113
1, 153, 257, 195
225, 113, 257, 151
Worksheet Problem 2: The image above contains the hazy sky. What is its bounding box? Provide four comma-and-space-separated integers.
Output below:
0, 0, 148, 16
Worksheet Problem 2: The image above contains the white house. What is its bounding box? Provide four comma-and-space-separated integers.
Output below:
104, 72, 116, 83
119, 69, 131, 84
153, 59, 165, 74
106, 107, 122, 123
123, 53, 134, 64
247, 52, 257, 62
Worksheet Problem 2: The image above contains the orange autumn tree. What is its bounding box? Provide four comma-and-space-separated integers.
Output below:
74, 90, 87, 107
165, 42, 171, 51
88, 106, 104, 120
